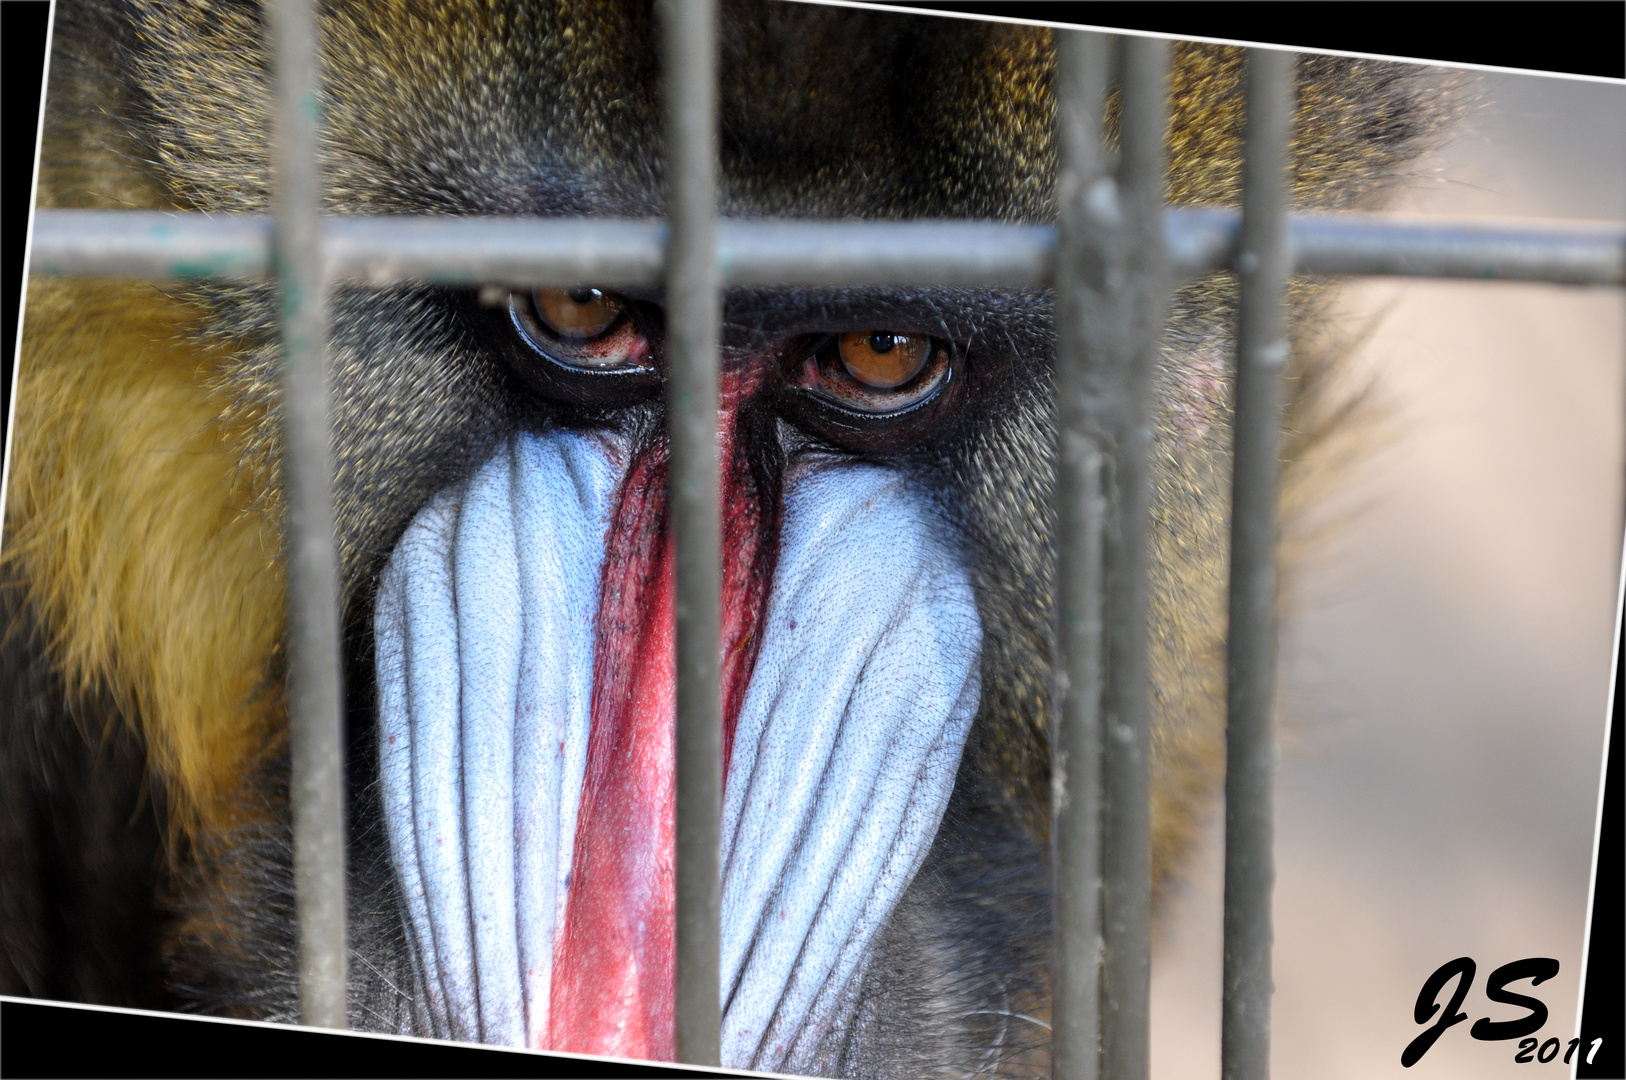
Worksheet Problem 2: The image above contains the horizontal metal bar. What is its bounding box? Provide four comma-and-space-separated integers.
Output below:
716, 220, 1055, 286
32, 212, 279, 279
325, 217, 667, 286
1290, 214, 1626, 285
28, 208, 1626, 287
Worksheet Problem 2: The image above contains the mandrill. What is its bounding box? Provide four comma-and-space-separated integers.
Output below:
0, 1, 1455, 1075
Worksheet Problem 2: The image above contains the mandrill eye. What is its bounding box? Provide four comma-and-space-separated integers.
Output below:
502, 286, 662, 408
838, 331, 931, 389
792, 331, 952, 416
536, 287, 621, 339
778, 329, 962, 452
509, 287, 654, 372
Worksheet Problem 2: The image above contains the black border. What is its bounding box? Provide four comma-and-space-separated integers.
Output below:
860, 1, 1626, 80
0, 998, 742, 1079
1, 0, 50, 454
1, 0, 1621, 1075
1577, 551, 1625, 1078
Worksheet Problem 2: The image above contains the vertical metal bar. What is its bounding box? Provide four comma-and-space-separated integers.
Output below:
1099, 36, 1169, 1080
1221, 47, 1294, 1080
267, 0, 347, 1030
1052, 28, 1112, 1080
660, 0, 722, 1066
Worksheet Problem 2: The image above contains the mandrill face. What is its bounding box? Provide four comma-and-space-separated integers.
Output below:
373, 320, 983, 1063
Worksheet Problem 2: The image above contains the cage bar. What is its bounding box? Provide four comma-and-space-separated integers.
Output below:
1097, 36, 1171, 1080
1220, 47, 1294, 1080
267, 0, 348, 1031
659, 0, 724, 1065
32, 209, 1625, 287
1051, 28, 1112, 1080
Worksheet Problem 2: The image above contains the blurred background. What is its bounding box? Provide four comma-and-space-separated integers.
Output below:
1149, 68, 1626, 1079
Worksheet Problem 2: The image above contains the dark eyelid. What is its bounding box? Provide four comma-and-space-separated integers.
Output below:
501, 291, 663, 409
773, 335, 965, 453
497, 287, 970, 440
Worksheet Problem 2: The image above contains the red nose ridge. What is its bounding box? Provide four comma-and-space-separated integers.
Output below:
545, 367, 779, 1058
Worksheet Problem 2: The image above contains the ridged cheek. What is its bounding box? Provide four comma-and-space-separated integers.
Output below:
374, 428, 621, 1047
374, 430, 981, 1070
719, 458, 982, 1073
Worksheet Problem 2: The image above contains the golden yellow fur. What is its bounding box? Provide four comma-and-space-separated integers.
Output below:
5, 278, 284, 844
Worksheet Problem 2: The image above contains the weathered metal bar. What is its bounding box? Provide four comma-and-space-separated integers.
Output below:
716, 220, 1054, 286
326, 217, 665, 286
1221, 47, 1294, 1080
660, 0, 722, 1066
1051, 30, 1112, 1080
1289, 214, 1626, 284
30, 209, 1626, 287
1099, 35, 1170, 1080
30, 211, 278, 279
267, 0, 348, 1031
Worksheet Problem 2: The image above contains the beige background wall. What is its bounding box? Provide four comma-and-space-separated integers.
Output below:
1150, 67, 1626, 1079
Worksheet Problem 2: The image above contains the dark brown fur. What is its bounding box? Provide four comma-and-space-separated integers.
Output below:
3, 2, 1457, 1074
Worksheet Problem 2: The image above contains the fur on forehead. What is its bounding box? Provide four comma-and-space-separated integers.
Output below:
99, 0, 1062, 219
62, 1, 1457, 222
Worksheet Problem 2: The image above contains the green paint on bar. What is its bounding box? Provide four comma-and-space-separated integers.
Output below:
170, 255, 267, 278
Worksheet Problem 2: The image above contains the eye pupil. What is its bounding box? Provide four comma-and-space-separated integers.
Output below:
534, 286, 621, 340
838, 330, 929, 390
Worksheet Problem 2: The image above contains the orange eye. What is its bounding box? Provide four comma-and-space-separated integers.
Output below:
510, 286, 652, 373
838, 331, 931, 389
781, 329, 961, 448
534, 287, 622, 339
789, 330, 951, 418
